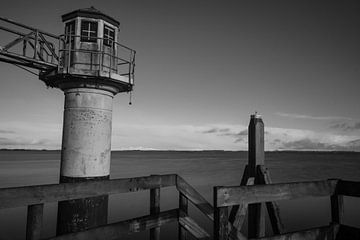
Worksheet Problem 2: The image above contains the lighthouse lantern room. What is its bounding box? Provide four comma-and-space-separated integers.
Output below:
39, 6, 135, 94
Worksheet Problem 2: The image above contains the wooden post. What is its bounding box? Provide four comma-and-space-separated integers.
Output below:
248, 113, 266, 238
179, 193, 188, 240
258, 166, 284, 234
150, 187, 160, 240
214, 187, 228, 240
330, 179, 344, 224
26, 203, 44, 240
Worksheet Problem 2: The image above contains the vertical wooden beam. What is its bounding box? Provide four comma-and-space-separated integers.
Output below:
214, 187, 228, 240
150, 187, 160, 240
330, 179, 343, 224
228, 165, 249, 224
248, 113, 265, 238
26, 203, 44, 240
258, 166, 284, 234
179, 193, 188, 240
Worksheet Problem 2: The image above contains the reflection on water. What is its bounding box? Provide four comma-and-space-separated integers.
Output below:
0, 150, 359, 239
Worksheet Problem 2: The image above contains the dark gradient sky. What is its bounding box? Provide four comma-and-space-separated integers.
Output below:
0, 1, 360, 150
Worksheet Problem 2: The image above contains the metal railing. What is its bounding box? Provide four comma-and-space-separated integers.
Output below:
58, 34, 136, 85
0, 17, 60, 71
0, 17, 136, 85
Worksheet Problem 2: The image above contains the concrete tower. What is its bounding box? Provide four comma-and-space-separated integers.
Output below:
38, 7, 135, 234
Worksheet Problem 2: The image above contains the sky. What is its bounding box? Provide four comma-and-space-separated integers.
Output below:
0, 0, 360, 151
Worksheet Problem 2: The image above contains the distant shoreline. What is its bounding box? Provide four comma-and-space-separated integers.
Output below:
0, 149, 359, 153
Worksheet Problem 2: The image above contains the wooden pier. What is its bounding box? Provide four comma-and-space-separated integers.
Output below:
0, 115, 359, 239
0, 174, 213, 240
214, 179, 360, 240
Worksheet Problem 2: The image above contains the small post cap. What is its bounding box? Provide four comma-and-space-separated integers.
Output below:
250, 111, 262, 119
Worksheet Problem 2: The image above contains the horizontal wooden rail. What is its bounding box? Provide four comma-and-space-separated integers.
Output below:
176, 175, 214, 221
0, 174, 176, 209
250, 223, 339, 240
179, 210, 210, 240
216, 179, 338, 207
46, 208, 179, 240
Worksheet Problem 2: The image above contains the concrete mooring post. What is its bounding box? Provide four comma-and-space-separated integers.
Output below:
247, 113, 266, 238
56, 88, 113, 234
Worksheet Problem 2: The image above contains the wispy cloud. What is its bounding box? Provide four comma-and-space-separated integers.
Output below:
330, 121, 360, 131
0, 136, 58, 149
202, 127, 230, 134
278, 138, 360, 151
0, 130, 15, 134
1, 120, 359, 151
276, 112, 353, 121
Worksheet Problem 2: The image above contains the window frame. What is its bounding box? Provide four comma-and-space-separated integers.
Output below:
103, 25, 115, 47
65, 20, 76, 43
80, 20, 98, 43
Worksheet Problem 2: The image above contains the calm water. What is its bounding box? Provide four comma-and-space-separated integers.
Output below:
0, 150, 359, 239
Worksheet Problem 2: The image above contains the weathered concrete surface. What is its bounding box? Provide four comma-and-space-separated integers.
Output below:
60, 88, 113, 178
58, 87, 113, 235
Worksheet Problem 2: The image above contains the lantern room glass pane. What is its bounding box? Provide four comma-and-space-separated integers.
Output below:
104, 25, 115, 47
80, 21, 98, 43
65, 21, 75, 43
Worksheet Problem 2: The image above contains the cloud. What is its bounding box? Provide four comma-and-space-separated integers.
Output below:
202, 127, 230, 134
279, 138, 333, 150
0, 119, 359, 151
0, 130, 15, 134
0, 137, 56, 148
330, 121, 360, 131
276, 112, 353, 121
275, 137, 360, 151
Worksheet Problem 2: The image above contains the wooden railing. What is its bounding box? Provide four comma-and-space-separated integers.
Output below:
0, 174, 213, 240
214, 179, 360, 240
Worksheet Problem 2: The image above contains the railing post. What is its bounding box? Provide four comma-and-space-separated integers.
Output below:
23, 39, 27, 56
214, 187, 228, 240
150, 178, 160, 240
330, 179, 344, 224
33, 30, 39, 59
248, 113, 266, 238
26, 203, 44, 240
179, 193, 188, 240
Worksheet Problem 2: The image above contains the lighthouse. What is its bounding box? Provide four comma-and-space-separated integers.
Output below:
38, 7, 136, 234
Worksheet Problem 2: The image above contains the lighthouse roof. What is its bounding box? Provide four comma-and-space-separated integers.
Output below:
62, 6, 120, 27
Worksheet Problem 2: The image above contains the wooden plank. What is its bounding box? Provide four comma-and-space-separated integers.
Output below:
0, 174, 176, 209
250, 223, 339, 240
248, 202, 266, 238
26, 204, 44, 240
214, 186, 229, 240
228, 165, 250, 224
214, 207, 229, 240
150, 186, 160, 240
216, 179, 338, 207
337, 180, 360, 197
46, 209, 178, 240
330, 194, 343, 224
179, 193, 188, 240
258, 166, 284, 234
179, 211, 210, 240
176, 175, 214, 221
228, 177, 254, 240
336, 224, 360, 240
